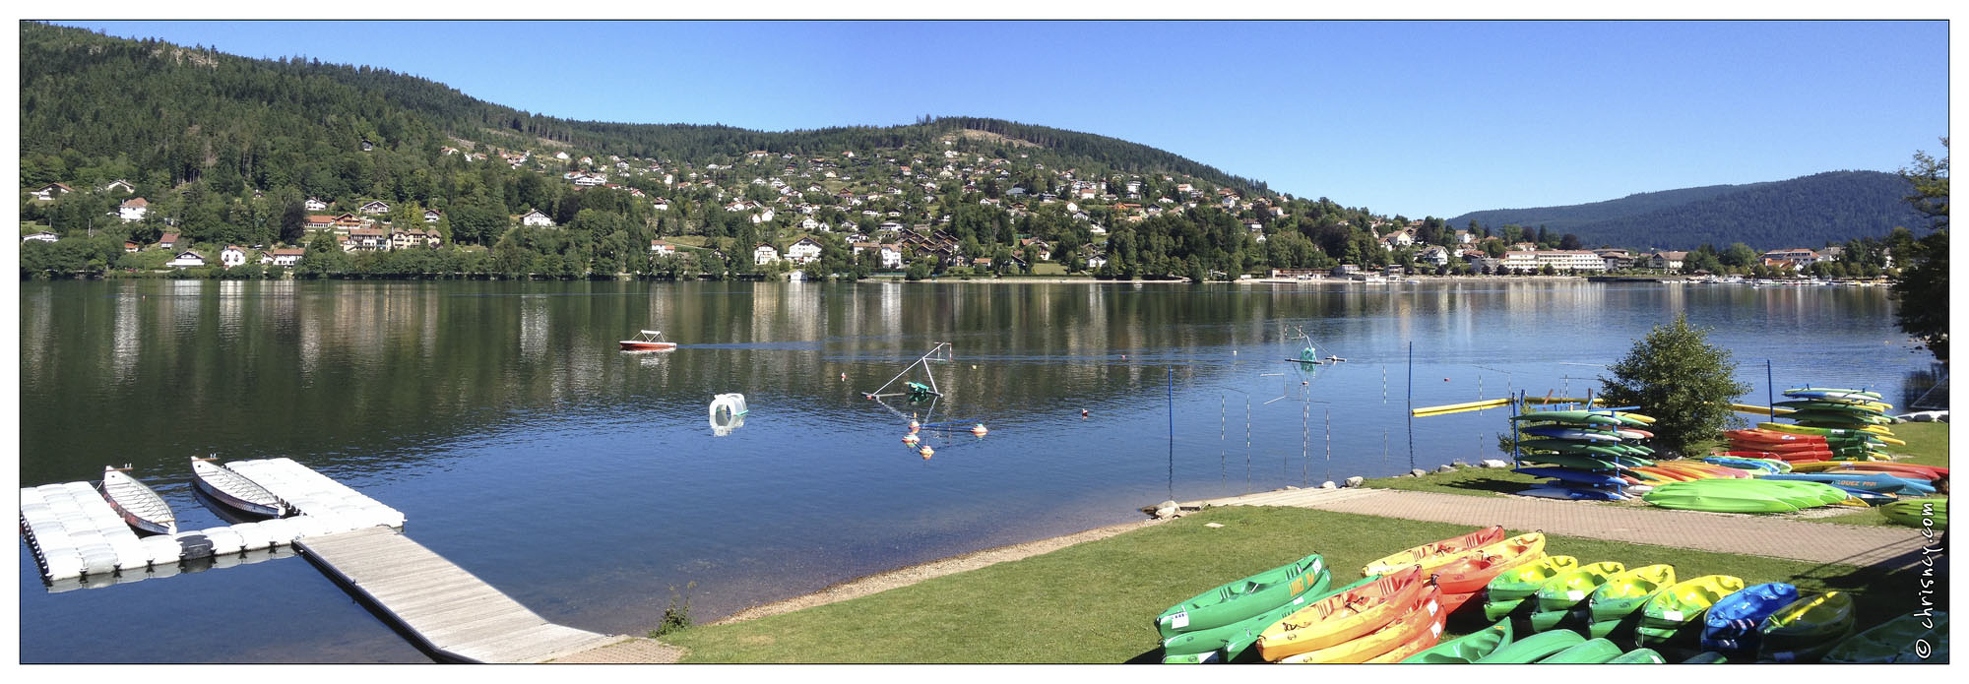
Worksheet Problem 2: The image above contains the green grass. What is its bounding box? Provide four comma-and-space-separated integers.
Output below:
660, 506, 1921, 663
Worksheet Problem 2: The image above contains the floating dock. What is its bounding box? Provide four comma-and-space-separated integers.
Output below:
19, 457, 403, 585
296, 526, 628, 663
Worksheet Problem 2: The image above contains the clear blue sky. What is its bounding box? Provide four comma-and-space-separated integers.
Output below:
43, 19, 1951, 219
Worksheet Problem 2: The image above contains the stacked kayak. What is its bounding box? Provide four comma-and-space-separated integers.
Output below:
1723, 427, 1884, 462
1641, 478, 1848, 513
1775, 387, 1899, 434
1824, 611, 1948, 663
1509, 409, 1657, 500
1525, 561, 1626, 632
1757, 591, 1857, 663
1155, 552, 1331, 662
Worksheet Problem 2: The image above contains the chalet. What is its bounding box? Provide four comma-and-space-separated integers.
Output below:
1416, 245, 1450, 267
1596, 249, 1636, 270
753, 243, 781, 265
1647, 251, 1687, 272
359, 200, 390, 215
649, 240, 677, 257
1378, 228, 1416, 251
220, 245, 247, 268
31, 183, 74, 201
166, 250, 206, 268
423, 209, 443, 223
100, 179, 136, 195
260, 248, 305, 267
1019, 238, 1053, 261
157, 232, 180, 250
520, 210, 556, 227
123, 241, 140, 253
651, 198, 671, 211
305, 197, 329, 211
390, 227, 437, 250
343, 227, 390, 252
119, 197, 149, 222
785, 237, 825, 264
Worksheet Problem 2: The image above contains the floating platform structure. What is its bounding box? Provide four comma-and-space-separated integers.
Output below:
20, 457, 403, 587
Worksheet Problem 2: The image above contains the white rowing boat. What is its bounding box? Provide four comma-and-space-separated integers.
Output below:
99, 465, 176, 535
192, 456, 287, 518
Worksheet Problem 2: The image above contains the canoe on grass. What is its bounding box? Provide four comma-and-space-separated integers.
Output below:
1161, 574, 1381, 663
1539, 637, 1625, 664
1588, 564, 1677, 622
1476, 629, 1586, 663
1534, 561, 1628, 612
1154, 552, 1329, 639
1823, 611, 1949, 663
1758, 591, 1856, 663
1700, 582, 1800, 657
1360, 525, 1505, 576
1402, 619, 1514, 663
1276, 586, 1442, 663
1486, 555, 1581, 603
1880, 498, 1948, 530
1760, 472, 1935, 496
1430, 533, 1547, 594
1255, 565, 1428, 661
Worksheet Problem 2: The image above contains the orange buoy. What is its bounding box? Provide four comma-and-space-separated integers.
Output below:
971, 423, 988, 436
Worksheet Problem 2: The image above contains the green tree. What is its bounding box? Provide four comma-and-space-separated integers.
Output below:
1890, 140, 1948, 361
1596, 314, 1751, 456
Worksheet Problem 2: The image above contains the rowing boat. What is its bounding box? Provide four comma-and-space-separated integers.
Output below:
99, 465, 176, 535
618, 329, 678, 352
1154, 552, 1329, 639
192, 456, 287, 518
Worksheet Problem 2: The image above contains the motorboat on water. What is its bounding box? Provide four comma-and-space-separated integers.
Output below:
192, 456, 288, 518
620, 329, 678, 352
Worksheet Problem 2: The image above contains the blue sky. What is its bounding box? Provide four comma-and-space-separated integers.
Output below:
41, 19, 1951, 219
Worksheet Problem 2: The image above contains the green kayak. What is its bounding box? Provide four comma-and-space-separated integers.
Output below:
1402, 619, 1514, 663
1824, 611, 1949, 663
1154, 552, 1329, 639
1539, 637, 1625, 664
1477, 629, 1586, 664
1881, 498, 1948, 530
1607, 647, 1667, 663
1511, 410, 1622, 425
1161, 573, 1378, 664
1534, 561, 1627, 612
1589, 564, 1677, 622
1487, 555, 1581, 602
1638, 574, 1744, 648
1526, 606, 1590, 633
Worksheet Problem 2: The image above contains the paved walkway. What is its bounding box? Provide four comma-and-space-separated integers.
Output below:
1188, 487, 1936, 570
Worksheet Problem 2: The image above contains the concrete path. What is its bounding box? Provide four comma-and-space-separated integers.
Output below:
1189, 487, 1938, 570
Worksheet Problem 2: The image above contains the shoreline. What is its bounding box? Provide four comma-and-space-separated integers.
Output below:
705, 518, 1164, 626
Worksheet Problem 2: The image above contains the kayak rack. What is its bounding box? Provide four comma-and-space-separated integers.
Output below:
862, 342, 952, 400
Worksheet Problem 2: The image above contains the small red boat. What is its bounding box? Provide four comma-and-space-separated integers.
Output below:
619, 329, 677, 352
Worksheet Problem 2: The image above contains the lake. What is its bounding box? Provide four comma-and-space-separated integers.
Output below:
14, 278, 1939, 663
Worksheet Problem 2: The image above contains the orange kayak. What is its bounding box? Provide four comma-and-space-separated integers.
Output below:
1361, 525, 1506, 576
1430, 533, 1547, 594
1256, 565, 1429, 661
1278, 585, 1443, 663
1364, 609, 1448, 663
1438, 589, 1482, 617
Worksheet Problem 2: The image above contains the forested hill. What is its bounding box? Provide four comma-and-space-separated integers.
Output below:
1447, 171, 1926, 249
17, 22, 1263, 196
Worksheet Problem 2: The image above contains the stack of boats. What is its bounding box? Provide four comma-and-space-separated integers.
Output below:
1153, 526, 1944, 664
1508, 408, 1659, 501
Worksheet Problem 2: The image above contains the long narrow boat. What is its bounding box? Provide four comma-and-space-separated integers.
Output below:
1275, 585, 1442, 663
1700, 582, 1800, 657
1636, 574, 1745, 648
618, 329, 678, 352
1430, 533, 1547, 594
1360, 525, 1505, 576
1758, 591, 1856, 663
1255, 565, 1427, 661
1402, 619, 1514, 663
1588, 564, 1677, 622
191, 456, 288, 518
99, 465, 176, 535
1879, 498, 1947, 529
1534, 561, 1627, 612
1160, 573, 1371, 663
1154, 552, 1328, 639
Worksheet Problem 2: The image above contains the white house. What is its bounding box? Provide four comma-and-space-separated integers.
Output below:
261, 248, 305, 267
878, 244, 904, 270
753, 243, 781, 265
166, 250, 207, 268
1648, 251, 1687, 272
785, 237, 824, 264
20, 231, 59, 243
220, 245, 247, 268
423, 209, 443, 223
31, 183, 73, 201
100, 179, 136, 195
649, 240, 677, 257
304, 197, 329, 211
119, 197, 149, 222
359, 200, 390, 215
520, 210, 556, 227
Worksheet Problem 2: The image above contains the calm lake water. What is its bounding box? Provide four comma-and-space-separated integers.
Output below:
15, 278, 1939, 663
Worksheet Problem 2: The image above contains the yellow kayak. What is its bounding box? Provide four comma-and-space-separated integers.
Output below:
1361, 525, 1506, 576
1277, 586, 1443, 663
1256, 565, 1428, 661
1533, 561, 1628, 612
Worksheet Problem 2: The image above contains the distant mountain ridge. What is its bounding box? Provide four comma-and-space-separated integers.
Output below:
1447, 171, 1924, 250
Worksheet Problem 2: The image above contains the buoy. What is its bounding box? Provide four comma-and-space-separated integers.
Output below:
1122, 354, 1127, 360
1444, 378, 1450, 382
903, 433, 919, 444
1081, 409, 1090, 418
919, 445, 934, 458
971, 424, 988, 436
971, 365, 977, 369
840, 372, 847, 381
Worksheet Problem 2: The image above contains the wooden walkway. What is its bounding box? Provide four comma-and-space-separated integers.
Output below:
296, 526, 630, 663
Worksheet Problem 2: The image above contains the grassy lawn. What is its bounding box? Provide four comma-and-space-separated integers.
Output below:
661, 506, 1922, 663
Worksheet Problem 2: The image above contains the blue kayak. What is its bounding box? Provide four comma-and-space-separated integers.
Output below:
1519, 485, 1629, 501
1516, 467, 1629, 488
1760, 473, 1935, 496
1702, 582, 1799, 658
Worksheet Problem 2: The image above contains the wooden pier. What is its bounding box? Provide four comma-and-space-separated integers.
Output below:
297, 526, 630, 663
